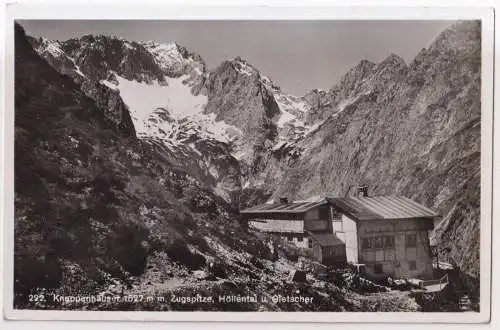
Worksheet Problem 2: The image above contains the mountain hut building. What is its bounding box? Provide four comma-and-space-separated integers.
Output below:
240, 198, 347, 266
327, 195, 439, 279
240, 192, 440, 279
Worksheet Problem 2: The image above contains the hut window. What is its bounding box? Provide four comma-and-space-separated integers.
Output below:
361, 237, 372, 250
374, 237, 383, 249
287, 236, 293, 242
374, 264, 383, 274
297, 236, 303, 242
384, 236, 395, 248
308, 238, 313, 248
409, 260, 417, 270
331, 208, 342, 222
406, 234, 417, 247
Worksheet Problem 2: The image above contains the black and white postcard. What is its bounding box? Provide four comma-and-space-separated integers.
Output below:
2, 4, 495, 323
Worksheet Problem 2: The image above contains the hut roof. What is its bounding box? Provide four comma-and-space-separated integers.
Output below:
327, 195, 439, 221
240, 199, 327, 216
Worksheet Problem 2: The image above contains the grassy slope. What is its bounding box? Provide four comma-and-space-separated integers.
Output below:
14, 22, 252, 307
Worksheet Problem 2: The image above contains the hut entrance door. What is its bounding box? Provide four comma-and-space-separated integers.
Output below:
398, 262, 409, 279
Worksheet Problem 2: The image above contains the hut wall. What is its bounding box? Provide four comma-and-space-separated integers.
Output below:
304, 205, 330, 232
249, 219, 303, 233
320, 245, 347, 266
357, 219, 434, 279
334, 214, 358, 264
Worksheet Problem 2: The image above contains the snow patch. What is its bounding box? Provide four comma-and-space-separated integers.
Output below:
208, 166, 219, 179
123, 41, 134, 50
272, 141, 288, 151
114, 74, 207, 124
74, 66, 85, 77
45, 41, 65, 57
274, 94, 309, 128
105, 74, 241, 148
142, 41, 188, 73
100, 80, 118, 90
189, 112, 242, 143
235, 61, 254, 77
189, 143, 203, 156
277, 109, 297, 127
194, 67, 203, 75
305, 121, 323, 136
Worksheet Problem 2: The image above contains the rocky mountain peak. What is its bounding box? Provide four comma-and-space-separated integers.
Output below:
203, 57, 279, 128
377, 53, 406, 69
333, 58, 376, 94
59, 34, 165, 83
409, 21, 480, 79
428, 21, 479, 55
140, 40, 206, 78
303, 58, 376, 124
28, 34, 138, 137
355, 58, 376, 69
345, 59, 376, 79
223, 57, 260, 80
368, 53, 409, 91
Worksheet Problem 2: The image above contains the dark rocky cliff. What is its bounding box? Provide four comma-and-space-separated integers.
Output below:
201, 58, 280, 167
28, 36, 137, 137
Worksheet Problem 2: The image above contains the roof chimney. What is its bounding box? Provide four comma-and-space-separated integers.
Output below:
279, 197, 289, 204
357, 185, 368, 197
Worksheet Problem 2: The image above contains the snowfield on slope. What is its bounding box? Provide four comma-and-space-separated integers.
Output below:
261, 74, 309, 129
115, 75, 207, 122
275, 94, 308, 128
105, 74, 241, 145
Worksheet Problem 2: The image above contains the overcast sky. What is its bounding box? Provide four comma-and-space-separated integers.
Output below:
19, 20, 453, 95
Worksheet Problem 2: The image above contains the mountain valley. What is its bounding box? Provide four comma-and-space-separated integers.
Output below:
14, 20, 482, 311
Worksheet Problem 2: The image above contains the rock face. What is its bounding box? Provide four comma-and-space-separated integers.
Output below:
29, 34, 245, 203
203, 58, 279, 137
59, 35, 165, 82
28, 36, 137, 137
200, 58, 283, 188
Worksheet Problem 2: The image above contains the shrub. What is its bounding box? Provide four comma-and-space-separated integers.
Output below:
208, 261, 227, 279
107, 222, 149, 276
250, 256, 264, 269
188, 234, 211, 254
166, 239, 206, 270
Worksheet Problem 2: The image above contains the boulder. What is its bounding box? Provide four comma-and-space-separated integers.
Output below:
288, 270, 307, 282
